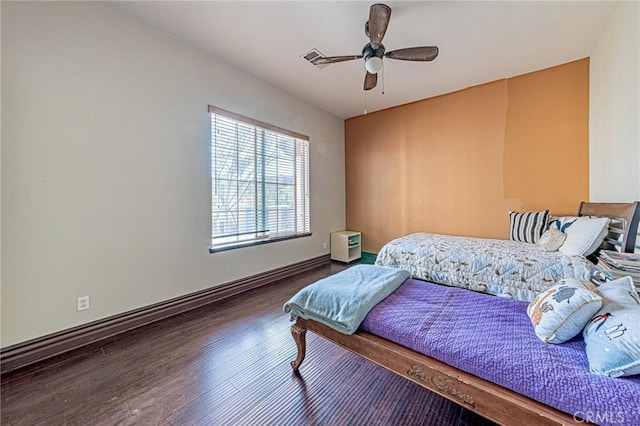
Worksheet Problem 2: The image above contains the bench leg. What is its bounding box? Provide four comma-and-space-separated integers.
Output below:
290, 324, 307, 372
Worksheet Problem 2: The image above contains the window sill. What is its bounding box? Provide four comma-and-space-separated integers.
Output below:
209, 232, 312, 253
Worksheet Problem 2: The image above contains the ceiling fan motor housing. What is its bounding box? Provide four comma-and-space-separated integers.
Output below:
362, 43, 385, 61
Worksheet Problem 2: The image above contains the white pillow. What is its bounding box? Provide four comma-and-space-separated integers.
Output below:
549, 216, 609, 256
527, 278, 601, 344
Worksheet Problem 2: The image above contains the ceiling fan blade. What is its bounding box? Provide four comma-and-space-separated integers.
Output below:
313, 55, 363, 65
385, 46, 439, 61
364, 72, 378, 91
369, 3, 391, 46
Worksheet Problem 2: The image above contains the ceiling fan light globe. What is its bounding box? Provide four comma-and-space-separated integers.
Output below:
365, 56, 383, 74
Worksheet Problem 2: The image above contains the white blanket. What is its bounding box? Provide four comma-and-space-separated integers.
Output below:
375, 233, 594, 301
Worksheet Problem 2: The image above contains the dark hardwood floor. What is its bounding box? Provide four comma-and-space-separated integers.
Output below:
1, 262, 495, 425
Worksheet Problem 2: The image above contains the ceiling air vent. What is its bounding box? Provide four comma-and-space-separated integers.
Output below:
301, 48, 329, 69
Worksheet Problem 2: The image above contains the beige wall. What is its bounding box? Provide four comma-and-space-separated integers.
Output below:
346, 60, 590, 253
590, 1, 640, 202
1, 2, 345, 347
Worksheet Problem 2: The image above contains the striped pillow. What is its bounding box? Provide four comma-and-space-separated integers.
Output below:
509, 210, 550, 244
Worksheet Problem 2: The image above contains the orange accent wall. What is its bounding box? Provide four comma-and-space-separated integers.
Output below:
345, 58, 590, 253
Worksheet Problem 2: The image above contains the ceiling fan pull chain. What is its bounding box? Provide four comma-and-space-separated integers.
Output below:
364, 89, 368, 115
382, 64, 385, 95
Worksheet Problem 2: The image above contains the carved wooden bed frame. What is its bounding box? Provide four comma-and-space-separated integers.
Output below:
289, 202, 640, 426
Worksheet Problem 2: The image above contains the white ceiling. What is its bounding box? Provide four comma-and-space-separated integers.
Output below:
112, 1, 617, 119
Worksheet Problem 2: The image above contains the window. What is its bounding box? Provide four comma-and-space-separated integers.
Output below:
209, 106, 310, 251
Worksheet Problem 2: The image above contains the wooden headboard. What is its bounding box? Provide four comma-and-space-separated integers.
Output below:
578, 201, 640, 253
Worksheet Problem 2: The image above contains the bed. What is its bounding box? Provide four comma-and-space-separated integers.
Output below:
287, 202, 640, 425
374, 232, 593, 302
374, 202, 640, 302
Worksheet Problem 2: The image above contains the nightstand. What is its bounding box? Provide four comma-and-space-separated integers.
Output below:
330, 231, 362, 263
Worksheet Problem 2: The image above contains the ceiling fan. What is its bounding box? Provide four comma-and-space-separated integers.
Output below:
314, 3, 439, 91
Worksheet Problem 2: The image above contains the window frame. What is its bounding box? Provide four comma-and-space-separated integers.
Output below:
208, 106, 311, 253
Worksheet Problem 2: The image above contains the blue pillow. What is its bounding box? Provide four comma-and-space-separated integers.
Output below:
583, 277, 640, 377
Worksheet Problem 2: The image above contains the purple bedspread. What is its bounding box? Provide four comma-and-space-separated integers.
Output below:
360, 279, 640, 425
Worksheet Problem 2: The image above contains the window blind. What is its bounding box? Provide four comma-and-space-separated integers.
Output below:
210, 107, 310, 249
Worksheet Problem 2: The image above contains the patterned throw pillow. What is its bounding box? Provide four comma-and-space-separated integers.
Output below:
537, 228, 566, 252
548, 216, 609, 256
527, 278, 602, 344
509, 210, 550, 244
583, 276, 640, 377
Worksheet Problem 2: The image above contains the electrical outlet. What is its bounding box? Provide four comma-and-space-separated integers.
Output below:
323, 241, 327, 250
77, 296, 90, 311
